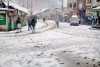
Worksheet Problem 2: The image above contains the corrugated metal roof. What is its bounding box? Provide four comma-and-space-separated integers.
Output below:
4, 1, 30, 13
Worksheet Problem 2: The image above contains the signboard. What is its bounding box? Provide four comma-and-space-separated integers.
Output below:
0, 14, 6, 25
91, 9, 94, 15
74, 11, 77, 15
79, 2, 83, 10
53, 9, 57, 12
30, 3, 33, 8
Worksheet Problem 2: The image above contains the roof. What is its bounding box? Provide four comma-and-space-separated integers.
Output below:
4, 1, 30, 13
0, 8, 15, 11
33, 9, 48, 15
93, 6, 100, 10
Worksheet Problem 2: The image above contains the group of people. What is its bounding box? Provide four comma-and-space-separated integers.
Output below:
16, 16, 60, 34
27, 16, 37, 34
16, 16, 37, 34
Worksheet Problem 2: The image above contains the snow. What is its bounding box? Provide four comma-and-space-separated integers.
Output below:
93, 6, 100, 10
0, 20, 100, 67
33, 9, 48, 15
0, 8, 15, 11
71, 15, 78, 17
4, 1, 30, 13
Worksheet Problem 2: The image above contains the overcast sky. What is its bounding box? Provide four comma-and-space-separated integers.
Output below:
33, 0, 67, 12
8, 0, 67, 12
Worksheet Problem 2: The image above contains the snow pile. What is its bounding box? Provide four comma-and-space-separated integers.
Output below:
0, 20, 100, 67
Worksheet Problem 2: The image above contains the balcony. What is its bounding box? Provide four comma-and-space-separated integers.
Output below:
86, 3, 91, 7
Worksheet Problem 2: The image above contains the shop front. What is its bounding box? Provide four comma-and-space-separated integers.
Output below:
0, 12, 6, 31
0, 8, 17, 31
93, 6, 100, 28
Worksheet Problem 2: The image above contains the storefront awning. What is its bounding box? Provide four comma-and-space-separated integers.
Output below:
93, 6, 100, 10
4, 1, 30, 13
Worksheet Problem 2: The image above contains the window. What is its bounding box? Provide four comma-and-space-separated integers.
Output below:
0, 14, 6, 25
97, 0, 100, 2
87, 0, 91, 4
67, 4, 69, 8
70, 3, 72, 8
73, 3, 76, 8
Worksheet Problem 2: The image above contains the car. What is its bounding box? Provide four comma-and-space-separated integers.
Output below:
70, 15, 79, 26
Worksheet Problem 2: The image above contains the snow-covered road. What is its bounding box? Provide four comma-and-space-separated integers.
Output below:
0, 20, 100, 67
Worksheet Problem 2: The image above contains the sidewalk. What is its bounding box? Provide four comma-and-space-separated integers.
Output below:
0, 20, 56, 37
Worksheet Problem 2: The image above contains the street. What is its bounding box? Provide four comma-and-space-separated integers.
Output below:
0, 20, 100, 67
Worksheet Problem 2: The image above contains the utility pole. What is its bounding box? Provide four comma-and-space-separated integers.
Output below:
59, 0, 64, 22
30, 0, 33, 15
27, 0, 28, 9
62, 0, 64, 22
91, 0, 94, 26
22, 0, 24, 7
7, 0, 9, 9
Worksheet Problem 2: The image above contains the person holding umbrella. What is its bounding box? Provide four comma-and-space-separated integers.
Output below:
31, 16, 37, 34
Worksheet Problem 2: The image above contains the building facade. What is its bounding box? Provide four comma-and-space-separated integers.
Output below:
77, 0, 86, 19
85, 0, 100, 17
85, 0, 100, 25
67, 0, 77, 18
0, 1, 29, 31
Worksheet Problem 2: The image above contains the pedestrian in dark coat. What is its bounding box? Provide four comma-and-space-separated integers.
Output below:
27, 17, 32, 31
31, 16, 37, 33
16, 17, 21, 33
43, 17, 46, 22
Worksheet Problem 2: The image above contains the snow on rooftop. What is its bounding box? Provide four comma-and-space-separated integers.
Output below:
93, 6, 100, 10
33, 9, 48, 15
4, 1, 30, 13
0, 8, 15, 11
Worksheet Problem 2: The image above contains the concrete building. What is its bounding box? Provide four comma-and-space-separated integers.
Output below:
85, 0, 100, 25
85, 0, 99, 17
67, 0, 77, 18
92, 0, 100, 26
77, 0, 86, 19
0, 1, 29, 31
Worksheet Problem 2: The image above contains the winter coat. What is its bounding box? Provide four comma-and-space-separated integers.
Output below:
32, 17, 37, 26
16, 20, 20, 26
27, 17, 32, 24
55, 18, 59, 24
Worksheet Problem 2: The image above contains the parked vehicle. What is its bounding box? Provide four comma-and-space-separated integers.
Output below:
70, 15, 79, 26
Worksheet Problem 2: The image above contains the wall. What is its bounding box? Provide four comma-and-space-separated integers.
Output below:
0, 25, 7, 31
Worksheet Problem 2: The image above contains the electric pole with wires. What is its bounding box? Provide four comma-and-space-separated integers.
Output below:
59, 0, 64, 22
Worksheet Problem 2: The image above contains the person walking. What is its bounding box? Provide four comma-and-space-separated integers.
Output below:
31, 16, 37, 34
55, 17, 60, 28
43, 17, 46, 22
27, 17, 32, 31
16, 17, 21, 33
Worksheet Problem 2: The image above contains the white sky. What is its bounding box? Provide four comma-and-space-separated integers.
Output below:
7, 0, 68, 12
